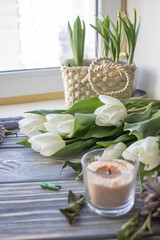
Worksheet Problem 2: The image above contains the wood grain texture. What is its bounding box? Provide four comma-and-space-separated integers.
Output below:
0, 127, 160, 239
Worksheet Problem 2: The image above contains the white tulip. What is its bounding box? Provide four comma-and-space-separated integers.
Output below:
97, 142, 127, 160
19, 113, 46, 137
28, 132, 66, 156
44, 114, 75, 136
122, 136, 160, 171
94, 95, 127, 126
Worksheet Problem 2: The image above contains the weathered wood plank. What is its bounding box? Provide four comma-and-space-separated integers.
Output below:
0, 180, 159, 240
0, 147, 84, 183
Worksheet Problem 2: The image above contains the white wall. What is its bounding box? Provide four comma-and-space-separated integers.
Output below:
127, 0, 160, 100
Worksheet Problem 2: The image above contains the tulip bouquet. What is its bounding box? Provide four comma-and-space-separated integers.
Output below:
18, 95, 160, 187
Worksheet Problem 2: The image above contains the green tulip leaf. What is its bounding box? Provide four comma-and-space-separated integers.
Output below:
65, 97, 103, 115
121, 98, 160, 111
124, 111, 160, 140
54, 138, 97, 157
69, 113, 96, 138
25, 109, 65, 116
17, 138, 31, 147
82, 125, 115, 139
122, 103, 153, 123
60, 190, 85, 224
97, 133, 135, 147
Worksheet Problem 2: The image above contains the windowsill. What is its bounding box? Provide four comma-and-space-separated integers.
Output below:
0, 99, 65, 118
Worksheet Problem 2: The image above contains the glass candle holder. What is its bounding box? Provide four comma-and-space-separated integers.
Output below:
81, 148, 139, 217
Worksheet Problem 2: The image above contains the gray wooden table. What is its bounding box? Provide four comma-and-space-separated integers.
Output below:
0, 118, 159, 240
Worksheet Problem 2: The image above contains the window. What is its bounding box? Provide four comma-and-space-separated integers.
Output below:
0, 0, 97, 71
0, 0, 121, 103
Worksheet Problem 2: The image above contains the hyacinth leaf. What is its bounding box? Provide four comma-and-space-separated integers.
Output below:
60, 190, 85, 224
17, 138, 31, 147
54, 138, 97, 157
68, 16, 85, 67
122, 103, 153, 123
25, 109, 65, 116
61, 159, 82, 180
65, 97, 103, 115
69, 113, 96, 138
124, 111, 160, 140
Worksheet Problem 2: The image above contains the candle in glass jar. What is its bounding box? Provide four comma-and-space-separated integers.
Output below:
87, 159, 135, 208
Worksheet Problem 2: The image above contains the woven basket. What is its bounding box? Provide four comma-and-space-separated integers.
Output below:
61, 57, 136, 109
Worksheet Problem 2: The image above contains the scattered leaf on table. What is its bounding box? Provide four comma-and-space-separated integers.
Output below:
117, 211, 140, 240
130, 212, 153, 240
60, 190, 85, 224
61, 159, 83, 180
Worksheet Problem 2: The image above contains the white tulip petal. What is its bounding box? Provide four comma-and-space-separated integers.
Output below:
40, 141, 66, 156
44, 122, 59, 134
46, 114, 74, 122
144, 156, 160, 171
99, 95, 124, 107
27, 124, 46, 137
109, 108, 127, 125
45, 114, 75, 136
94, 96, 127, 127
122, 136, 160, 169
19, 116, 46, 137
22, 113, 46, 121
58, 119, 75, 135
101, 142, 127, 159
28, 132, 66, 156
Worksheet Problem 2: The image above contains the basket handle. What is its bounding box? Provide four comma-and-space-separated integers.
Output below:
87, 57, 131, 96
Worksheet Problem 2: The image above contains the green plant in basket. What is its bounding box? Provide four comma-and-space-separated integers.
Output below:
90, 11, 122, 63
68, 16, 85, 67
91, 9, 141, 65
120, 8, 141, 65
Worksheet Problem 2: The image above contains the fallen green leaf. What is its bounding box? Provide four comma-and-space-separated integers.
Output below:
60, 190, 85, 224
61, 159, 83, 180
117, 211, 140, 240
130, 212, 152, 240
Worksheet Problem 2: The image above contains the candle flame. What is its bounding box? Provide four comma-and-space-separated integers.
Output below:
108, 165, 112, 175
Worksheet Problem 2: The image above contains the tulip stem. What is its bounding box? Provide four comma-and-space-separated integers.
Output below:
65, 138, 81, 145
127, 103, 153, 113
